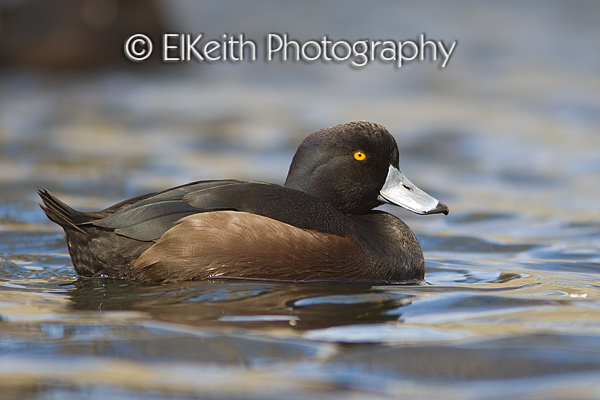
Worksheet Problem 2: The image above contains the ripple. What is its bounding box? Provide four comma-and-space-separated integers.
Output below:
421, 234, 537, 254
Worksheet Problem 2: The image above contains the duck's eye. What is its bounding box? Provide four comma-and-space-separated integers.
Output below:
353, 151, 366, 161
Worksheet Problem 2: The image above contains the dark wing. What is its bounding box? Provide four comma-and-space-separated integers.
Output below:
91, 180, 349, 242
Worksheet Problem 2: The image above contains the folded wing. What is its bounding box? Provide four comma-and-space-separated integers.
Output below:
91, 180, 348, 243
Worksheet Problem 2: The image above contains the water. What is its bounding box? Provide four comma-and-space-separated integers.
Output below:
1, 1, 600, 399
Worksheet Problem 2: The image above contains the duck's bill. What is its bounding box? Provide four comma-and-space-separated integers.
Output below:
377, 165, 449, 215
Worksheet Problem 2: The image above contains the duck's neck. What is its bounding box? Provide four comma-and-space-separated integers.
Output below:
352, 212, 425, 282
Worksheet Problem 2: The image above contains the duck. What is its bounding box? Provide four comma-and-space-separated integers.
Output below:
39, 121, 448, 284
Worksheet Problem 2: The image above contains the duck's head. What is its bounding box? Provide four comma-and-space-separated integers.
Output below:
284, 121, 449, 216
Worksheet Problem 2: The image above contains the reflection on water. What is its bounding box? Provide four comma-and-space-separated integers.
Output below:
2, 229, 600, 399
2, 1, 600, 399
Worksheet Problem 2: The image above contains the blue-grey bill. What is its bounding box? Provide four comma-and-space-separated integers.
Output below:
377, 165, 449, 215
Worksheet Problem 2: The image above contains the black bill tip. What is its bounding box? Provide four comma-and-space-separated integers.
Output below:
424, 201, 449, 216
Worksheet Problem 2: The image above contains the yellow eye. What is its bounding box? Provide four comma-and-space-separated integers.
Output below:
353, 151, 366, 161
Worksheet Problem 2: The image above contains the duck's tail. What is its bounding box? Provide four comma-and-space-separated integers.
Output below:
38, 188, 89, 235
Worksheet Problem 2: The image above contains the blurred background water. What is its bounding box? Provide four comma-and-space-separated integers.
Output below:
1, 1, 599, 399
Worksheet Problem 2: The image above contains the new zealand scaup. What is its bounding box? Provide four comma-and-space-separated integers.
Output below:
39, 121, 448, 283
